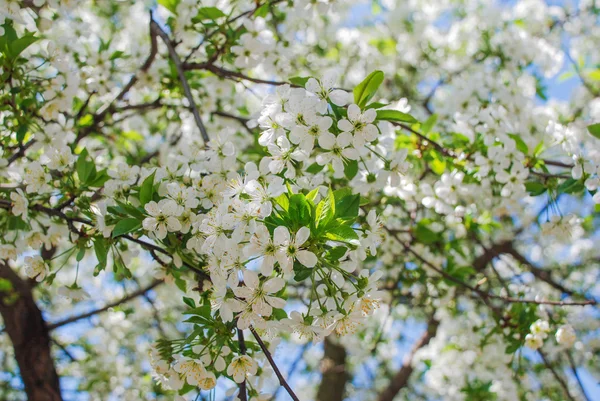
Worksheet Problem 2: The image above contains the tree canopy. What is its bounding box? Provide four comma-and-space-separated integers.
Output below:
0, 1, 599, 401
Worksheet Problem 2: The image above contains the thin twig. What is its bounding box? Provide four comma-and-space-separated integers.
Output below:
539, 350, 576, 401
237, 329, 248, 401
249, 326, 300, 401
566, 351, 592, 401
47, 280, 162, 330
150, 18, 210, 144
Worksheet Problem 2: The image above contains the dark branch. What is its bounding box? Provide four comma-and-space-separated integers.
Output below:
150, 19, 210, 144
47, 280, 162, 330
378, 317, 439, 401
249, 326, 300, 401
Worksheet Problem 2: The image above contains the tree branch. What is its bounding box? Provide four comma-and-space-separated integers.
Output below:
237, 329, 248, 401
378, 317, 439, 401
249, 326, 300, 401
150, 18, 210, 144
539, 349, 576, 401
47, 280, 162, 330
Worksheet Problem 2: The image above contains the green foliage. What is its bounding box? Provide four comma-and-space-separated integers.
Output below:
376, 109, 418, 124
158, 0, 180, 14
354, 70, 384, 107
289, 76, 310, 87
138, 171, 156, 206
195, 7, 226, 21
265, 187, 361, 246
111, 218, 142, 238
587, 123, 600, 139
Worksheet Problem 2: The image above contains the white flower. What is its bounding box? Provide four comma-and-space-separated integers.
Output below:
267, 136, 308, 179
58, 285, 90, 301
211, 287, 245, 323
10, 188, 28, 219
338, 104, 378, 148
23, 255, 49, 282
245, 179, 285, 218
388, 149, 409, 187
233, 270, 286, 319
316, 132, 358, 178
197, 371, 217, 390
495, 165, 528, 197
23, 162, 52, 193
142, 199, 183, 240
530, 319, 550, 339
227, 355, 258, 383
245, 225, 278, 276
289, 114, 333, 152
173, 358, 206, 386
525, 333, 544, 350
166, 182, 199, 209
45, 145, 75, 171
285, 311, 324, 342
305, 71, 350, 106
362, 210, 383, 255
0, 244, 17, 261
108, 163, 140, 185
556, 324, 576, 347
274, 226, 317, 273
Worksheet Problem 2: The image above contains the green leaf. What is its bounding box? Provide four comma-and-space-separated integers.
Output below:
272, 308, 288, 320
158, 0, 180, 13
315, 188, 335, 228
94, 238, 108, 269
87, 169, 110, 188
507, 133, 529, 154
421, 114, 437, 134
305, 162, 325, 174
16, 125, 28, 142
288, 194, 312, 227
8, 33, 38, 59
353, 70, 384, 107
76, 149, 97, 184
414, 224, 441, 244
525, 181, 546, 196
587, 123, 600, 139
334, 192, 359, 219
76, 247, 86, 262
365, 102, 388, 109
0, 278, 13, 292
327, 246, 347, 260
7, 216, 29, 231
324, 225, 359, 242
196, 6, 226, 21
376, 109, 418, 124
274, 193, 289, 211
429, 156, 446, 175
182, 297, 196, 308
112, 218, 142, 238
344, 159, 359, 180
294, 267, 313, 282
558, 178, 584, 194
305, 188, 320, 202
289, 76, 310, 87
139, 171, 156, 206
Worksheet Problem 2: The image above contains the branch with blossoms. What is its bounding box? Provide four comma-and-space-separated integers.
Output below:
2, 1, 600, 401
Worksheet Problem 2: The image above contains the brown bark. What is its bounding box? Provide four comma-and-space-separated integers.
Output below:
316, 338, 348, 401
377, 318, 439, 401
0, 262, 62, 401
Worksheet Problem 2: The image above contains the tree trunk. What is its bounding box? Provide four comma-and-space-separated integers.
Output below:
0, 262, 62, 401
316, 338, 348, 401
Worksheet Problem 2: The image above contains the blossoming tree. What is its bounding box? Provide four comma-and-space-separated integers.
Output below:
0, 0, 599, 400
